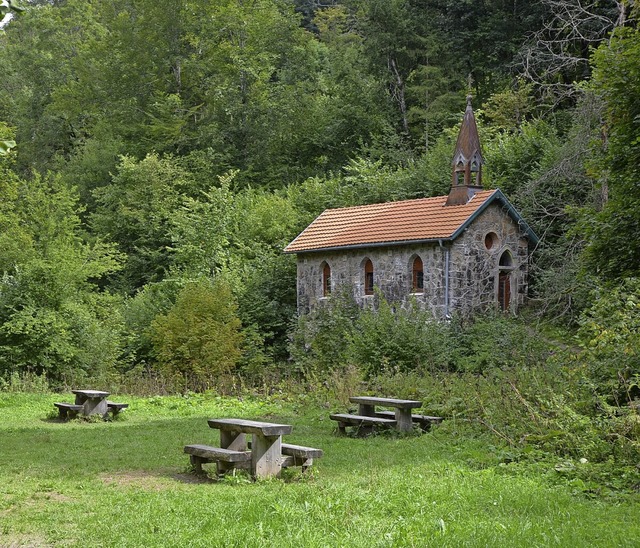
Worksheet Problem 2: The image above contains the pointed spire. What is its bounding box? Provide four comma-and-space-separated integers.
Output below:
446, 95, 484, 206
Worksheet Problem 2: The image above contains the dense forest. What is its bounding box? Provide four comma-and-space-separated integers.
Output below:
1, 0, 639, 485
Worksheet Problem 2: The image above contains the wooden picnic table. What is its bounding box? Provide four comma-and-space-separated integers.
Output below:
349, 396, 422, 432
207, 418, 293, 479
185, 419, 323, 479
72, 389, 110, 416
54, 390, 128, 420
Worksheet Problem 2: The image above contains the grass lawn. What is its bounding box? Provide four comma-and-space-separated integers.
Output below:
1, 392, 638, 547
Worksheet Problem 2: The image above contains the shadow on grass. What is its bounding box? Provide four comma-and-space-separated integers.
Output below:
171, 471, 216, 484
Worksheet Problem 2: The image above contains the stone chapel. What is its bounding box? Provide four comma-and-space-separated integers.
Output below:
284, 97, 539, 318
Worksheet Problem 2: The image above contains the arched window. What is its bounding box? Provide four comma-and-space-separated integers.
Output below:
470, 160, 480, 184
364, 259, 374, 295
455, 161, 465, 185
322, 263, 331, 297
498, 250, 514, 312
499, 250, 513, 267
412, 257, 424, 293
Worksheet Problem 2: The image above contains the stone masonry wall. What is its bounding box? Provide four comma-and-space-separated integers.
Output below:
448, 203, 529, 317
295, 203, 530, 318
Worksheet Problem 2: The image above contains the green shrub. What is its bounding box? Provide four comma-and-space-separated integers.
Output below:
452, 312, 552, 372
288, 287, 360, 377
349, 296, 454, 376
150, 278, 243, 391
120, 279, 182, 369
576, 278, 640, 404
290, 294, 546, 378
0, 173, 124, 385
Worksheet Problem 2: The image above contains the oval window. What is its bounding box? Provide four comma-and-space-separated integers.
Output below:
485, 232, 499, 250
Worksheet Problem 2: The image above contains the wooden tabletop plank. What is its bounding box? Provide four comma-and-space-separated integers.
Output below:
349, 396, 422, 409
72, 389, 110, 398
207, 418, 293, 436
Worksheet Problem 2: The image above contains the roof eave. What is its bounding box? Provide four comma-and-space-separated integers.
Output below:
284, 237, 454, 255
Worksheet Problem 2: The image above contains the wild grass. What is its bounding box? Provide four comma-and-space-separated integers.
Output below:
1, 392, 638, 547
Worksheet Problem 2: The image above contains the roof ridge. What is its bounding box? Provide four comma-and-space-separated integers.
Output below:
318, 190, 495, 215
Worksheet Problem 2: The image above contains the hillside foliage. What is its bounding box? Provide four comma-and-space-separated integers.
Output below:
0, 0, 638, 487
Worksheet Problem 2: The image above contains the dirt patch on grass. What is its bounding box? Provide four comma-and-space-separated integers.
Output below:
100, 469, 214, 489
0, 533, 54, 547
33, 491, 72, 503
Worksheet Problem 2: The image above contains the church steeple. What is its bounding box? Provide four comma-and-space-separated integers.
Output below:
446, 95, 484, 206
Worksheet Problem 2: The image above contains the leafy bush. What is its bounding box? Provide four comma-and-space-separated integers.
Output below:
0, 173, 124, 385
576, 278, 640, 404
452, 312, 551, 372
348, 296, 454, 376
120, 279, 182, 370
288, 287, 360, 377
150, 278, 243, 391
290, 293, 545, 378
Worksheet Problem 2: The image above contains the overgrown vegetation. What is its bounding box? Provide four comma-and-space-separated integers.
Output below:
0, 0, 639, 495
291, 292, 640, 492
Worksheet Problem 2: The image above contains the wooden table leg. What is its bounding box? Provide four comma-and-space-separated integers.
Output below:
220, 430, 247, 451
358, 403, 375, 417
251, 434, 282, 479
76, 395, 108, 417
395, 409, 413, 432
219, 430, 248, 475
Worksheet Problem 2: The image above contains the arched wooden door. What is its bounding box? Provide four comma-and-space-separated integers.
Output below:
498, 271, 511, 312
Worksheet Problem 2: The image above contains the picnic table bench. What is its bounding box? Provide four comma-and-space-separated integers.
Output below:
54, 402, 84, 420
374, 410, 443, 431
331, 396, 442, 434
184, 418, 323, 479
329, 413, 397, 435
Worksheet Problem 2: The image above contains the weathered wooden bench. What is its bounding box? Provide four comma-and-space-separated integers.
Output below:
280, 443, 323, 472
184, 444, 252, 475
106, 401, 129, 416
329, 413, 397, 435
374, 410, 444, 431
54, 402, 83, 420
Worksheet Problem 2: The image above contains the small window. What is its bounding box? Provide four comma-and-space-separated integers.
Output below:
485, 232, 498, 250
412, 257, 424, 292
471, 161, 480, 184
322, 263, 331, 297
499, 250, 513, 267
364, 259, 374, 295
455, 161, 465, 185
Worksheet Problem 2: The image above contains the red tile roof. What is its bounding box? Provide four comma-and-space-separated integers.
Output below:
285, 189, 499, 254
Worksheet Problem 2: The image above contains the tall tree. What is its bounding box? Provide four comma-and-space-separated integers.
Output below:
517, 0, 627, 103
91, 154, 198, 293
583, 21, 640, 280
0, 171, 123, 381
